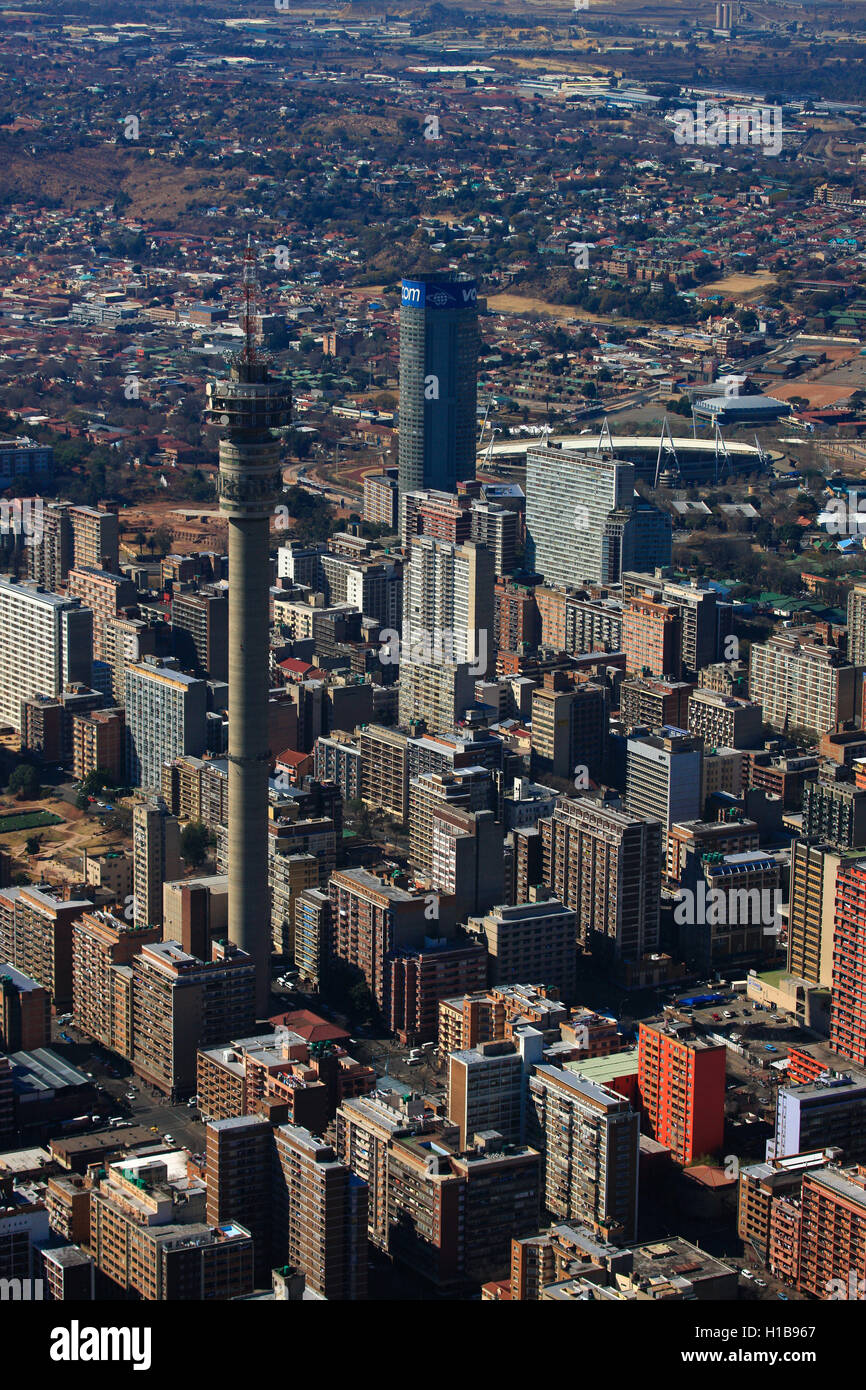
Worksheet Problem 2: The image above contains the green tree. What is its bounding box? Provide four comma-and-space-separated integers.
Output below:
180, 820, 211, 867
8, 764, 40, 800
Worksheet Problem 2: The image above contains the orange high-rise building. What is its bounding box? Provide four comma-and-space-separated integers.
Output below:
637, 1020, 725, 1164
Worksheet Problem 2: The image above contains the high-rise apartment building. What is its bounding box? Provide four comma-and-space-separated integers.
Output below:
622, 571, 724, 676
788, 839, 859, 987
0, 578, 92, 731
67, 566, 136, 661
847, 580, 866, 667
637, 1020, 726, 1165
466, 897, 577, 999
171, 588, 229, 682
0, 884, 92, 1008
399, 536, 495, 733
541, 796, 661, 962
526, 447, 634, 588
72, 706, 125, 784
359, 724, 410, 821
89, 1153, 253, 1301
274, 1123, 368, 1301
294, 886, 332, 988
131, 939, 256, 1098
620, 677, 693, 733
271, 852, 320, 957
535, 585, 623, 656
132, 798, 181, 930
749, 633, 857, 736
205, 1115, 275, 1286
830, 860, 866, 1067
71, 910, 160, 1057
530, 677, 608, 780
386, 1127, 540, 1291
69, 505, 119, 574
124, 658, 208, 791
27, 501, 72, 590
687, 688, 763, 749
314, 734, 361, 804
448, 1040, 524, 1148
408, 768, 496, 877
431, 805, 504, 921
529, 1064, 639, 1239
363, 467, 399, 531
0, 963, 50, 1052
797, 1166, 866, 1300
398, 273, 478, 496
803, 780, 866, 849
623, 591, 681, 679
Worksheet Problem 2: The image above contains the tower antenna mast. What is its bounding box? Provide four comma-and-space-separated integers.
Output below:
241, 234, 258, 368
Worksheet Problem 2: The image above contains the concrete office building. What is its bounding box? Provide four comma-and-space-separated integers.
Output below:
205, 242, 293, 1017
398, 273, 478, 497
125, 658, 207, 792
0, 578, 92, 731
626, 730, 703, 865
771, 1075, 866, 1160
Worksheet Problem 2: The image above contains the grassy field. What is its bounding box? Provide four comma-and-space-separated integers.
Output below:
0, 809, 63, 834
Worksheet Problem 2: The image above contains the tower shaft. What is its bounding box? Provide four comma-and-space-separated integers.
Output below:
227, 511, 272, 1014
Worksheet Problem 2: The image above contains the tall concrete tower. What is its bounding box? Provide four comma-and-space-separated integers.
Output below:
206, 239, 291, 1015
